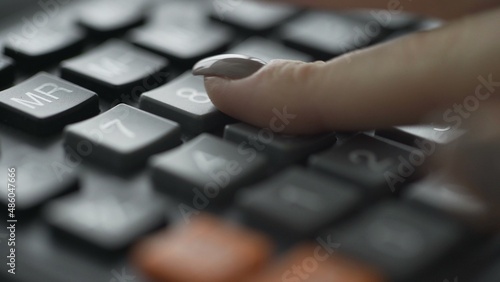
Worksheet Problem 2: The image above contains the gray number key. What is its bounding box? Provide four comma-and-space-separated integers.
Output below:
236, 167, 363, 237
140, 72, 231, 135
309, 134, 420, 195
321, 201, 468, 281
150, 133, 268, 203
43, 192, 166, 251
64, 104, 181, 172
225, 123, 335, 168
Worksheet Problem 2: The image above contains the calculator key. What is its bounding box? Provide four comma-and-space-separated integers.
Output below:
4, 27, 84, 70
342, 10, 418, 30
404, 177, 493, 231
376, 125, 466, 147
323, 201, 467, 281
236, 167, 363, 236
132, 214, 273, 282
60, 39, 169, 100
77, 0, 145, 37
474, 258, 500, 282
148, 1, 210, 28
44, 192, 166, 251
64, 104, 181, 172
0, 160, 78, 212
140, 73, 231, 134
249, 244, 385, 282
0, 56, 15, 89
211, 1, 298, 33
128, 23, 232, 66
225, 123, 335, 167
228, 37, 313, 63
150, 133, 268, 203
309, 134, 420, 195
0, 72, 99, 135
280, 12, 382, 60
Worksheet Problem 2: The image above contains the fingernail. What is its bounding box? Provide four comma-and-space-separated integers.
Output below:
192, 54, 266, 80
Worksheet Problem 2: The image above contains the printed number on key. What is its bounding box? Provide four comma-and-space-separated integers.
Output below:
176, 88, 210, 104
99, 119, 136, 138
348, 150, 393, 171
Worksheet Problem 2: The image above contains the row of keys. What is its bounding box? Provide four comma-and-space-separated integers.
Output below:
1, 2, 419, 75
0, 163, 484, 281
127, 201, 469, 282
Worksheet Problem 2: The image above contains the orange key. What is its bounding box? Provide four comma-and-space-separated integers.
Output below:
248, 243, 386, 282
132, 214, 273, 282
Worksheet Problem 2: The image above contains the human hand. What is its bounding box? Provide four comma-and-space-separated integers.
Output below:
197, 0, 500, 134
193, 0, 500, 229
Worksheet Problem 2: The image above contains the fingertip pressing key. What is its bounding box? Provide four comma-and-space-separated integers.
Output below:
192, 54, 266, 80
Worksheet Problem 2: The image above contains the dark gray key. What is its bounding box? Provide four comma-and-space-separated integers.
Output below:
4, 27, 84, 70
309, 134, 421, 195
148, 1, 210, 28
77, 0, 145, 37
211, 1, 298, 33
128, 23, 232, 66
475, 258, 500, 282
224, 123, 336, 168
228, 37, 313, 62
342, 10, 418, 30
150, 133, 268, 203
280, 12, 385, 60
376, 125, 466, 147
0, 56, 15, 89
0, 160, 78, 212
44, 193, 166, 251
64, 104, 181, 172
321, 201, 467, 281
140, 72, 231, 134
61, 39, 169, 100
404, 177, 491, 230
0, 72, 99, 135
236, 167, 362, 236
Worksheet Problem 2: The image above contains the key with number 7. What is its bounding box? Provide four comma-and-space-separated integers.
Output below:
64, 104, 181, 172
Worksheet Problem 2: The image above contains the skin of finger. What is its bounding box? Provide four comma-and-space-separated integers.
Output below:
204, 8, 500, 134
440, 103, 500, 228
260, 0, 500, 19
204, 60, 330, 134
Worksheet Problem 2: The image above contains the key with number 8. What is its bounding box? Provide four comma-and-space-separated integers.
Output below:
140, 72, 232, 134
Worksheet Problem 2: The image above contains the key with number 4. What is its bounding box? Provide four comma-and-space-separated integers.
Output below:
150, 134, 268, 203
